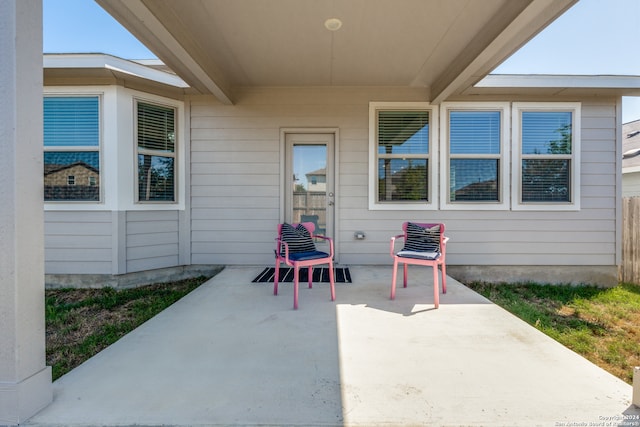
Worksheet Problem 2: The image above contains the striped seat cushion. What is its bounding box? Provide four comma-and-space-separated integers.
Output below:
281, 223, 316, 253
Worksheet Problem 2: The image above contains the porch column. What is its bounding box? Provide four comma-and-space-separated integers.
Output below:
0, 0, 52, 424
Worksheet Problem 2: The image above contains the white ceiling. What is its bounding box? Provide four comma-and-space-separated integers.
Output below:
96, 0, 577, 104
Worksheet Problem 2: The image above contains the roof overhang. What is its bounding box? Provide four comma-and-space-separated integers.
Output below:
95, 0, 577, 105
465, 74, 640, 97
43, 53, 190, 99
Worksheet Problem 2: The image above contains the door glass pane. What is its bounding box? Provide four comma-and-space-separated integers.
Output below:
292, 145, 326, 235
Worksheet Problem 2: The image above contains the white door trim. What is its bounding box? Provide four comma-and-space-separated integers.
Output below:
280, 127, 340, 260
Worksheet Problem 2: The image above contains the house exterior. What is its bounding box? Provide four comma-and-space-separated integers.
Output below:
8, 0, 640, 423
622, 119, 640, 196
41, 0, 640, 289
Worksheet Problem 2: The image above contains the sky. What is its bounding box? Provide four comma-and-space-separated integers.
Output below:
43, 0, 640, 123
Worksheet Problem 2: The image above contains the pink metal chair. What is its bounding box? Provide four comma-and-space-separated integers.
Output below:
274, 222, 335, 309
390, 222, 448, 308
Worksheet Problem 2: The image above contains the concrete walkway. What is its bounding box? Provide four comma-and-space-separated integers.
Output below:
26, 266, 639, 426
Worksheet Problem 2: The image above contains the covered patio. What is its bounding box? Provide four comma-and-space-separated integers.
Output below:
27, 266, 638, 426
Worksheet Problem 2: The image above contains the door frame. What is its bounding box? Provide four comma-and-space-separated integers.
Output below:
280, 128, 340, 261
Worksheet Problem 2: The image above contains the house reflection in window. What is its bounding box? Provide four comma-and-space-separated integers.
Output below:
44, 155, 100, 201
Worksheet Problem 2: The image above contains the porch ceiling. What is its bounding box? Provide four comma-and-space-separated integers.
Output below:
95, 0, 577, 105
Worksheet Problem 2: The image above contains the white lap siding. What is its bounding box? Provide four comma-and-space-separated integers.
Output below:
189, 89, 619, 275
126, 210, 180, 272
45, 209, 182, 275
45, 211, 113, 274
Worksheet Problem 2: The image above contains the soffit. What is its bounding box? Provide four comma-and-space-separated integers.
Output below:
96, 0, 577, 104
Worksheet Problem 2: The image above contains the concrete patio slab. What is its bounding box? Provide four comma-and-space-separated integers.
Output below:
25, 266, 639, 426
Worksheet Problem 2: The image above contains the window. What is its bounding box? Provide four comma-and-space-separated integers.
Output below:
43, 96, 100, 202
369, 102, 438, 210
512, 103, 581, 210
136, 101, 176, 202
441, 103, 510, 209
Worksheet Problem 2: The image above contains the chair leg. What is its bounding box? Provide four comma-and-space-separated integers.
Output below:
433, 265, 439, 309
328, 262, 335, 301
441, 263, 447, 294
273, 262, 279, 295
293, 266, 299, 310
403, 263, 408, 288
308, 266, 313, 289
391, 259, 399, 300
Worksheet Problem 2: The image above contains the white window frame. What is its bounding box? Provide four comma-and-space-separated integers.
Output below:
43, 92, 103, 205
134, 98, 178, 204
368, 102, 438, 210
44, 86, 185, 212
440, 102, 510, 210
511, 102, 581, 211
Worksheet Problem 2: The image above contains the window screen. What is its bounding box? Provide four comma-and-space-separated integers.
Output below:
448, 110, 501, 202
43, 96, 100, 201
377, 110, 429, 202
137, 102, 176, 202
521, 111, 572, 202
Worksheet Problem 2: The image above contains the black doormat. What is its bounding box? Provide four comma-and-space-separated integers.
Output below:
252, 267, 351, 283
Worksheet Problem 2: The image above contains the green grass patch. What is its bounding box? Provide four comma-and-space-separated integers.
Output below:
466, 281, 640, 384
46, 276, 209, 381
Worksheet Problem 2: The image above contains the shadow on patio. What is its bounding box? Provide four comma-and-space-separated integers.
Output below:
26, 266, 638, 426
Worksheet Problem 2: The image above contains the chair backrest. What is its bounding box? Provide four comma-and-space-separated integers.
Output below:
403, 222, 443, 233
277, 221, 316, 237
300, 214, 324, 235
402, 222, 445, 252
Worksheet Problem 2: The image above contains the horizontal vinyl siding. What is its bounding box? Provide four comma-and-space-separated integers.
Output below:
190, 90, 618, 269
126, 210, 180, 272
189, 88, 417, 265
45, 211, 113, 274
342, 100, 618, 267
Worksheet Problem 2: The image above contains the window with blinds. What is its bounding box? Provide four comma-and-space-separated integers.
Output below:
43, 96, 100, 202
377, 110, 430, 202
136, 101, 176, 202
448, 110, 501, 202
520, 111, 573, 202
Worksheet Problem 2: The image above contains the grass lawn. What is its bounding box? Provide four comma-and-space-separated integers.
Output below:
466, 281, 640, 384
46, 276, 210, 381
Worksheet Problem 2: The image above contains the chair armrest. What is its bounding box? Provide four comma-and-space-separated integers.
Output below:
312, 234, 334, 257
441, 236, 449, 256
275, 238, 289, 259
390, 234, 404, 256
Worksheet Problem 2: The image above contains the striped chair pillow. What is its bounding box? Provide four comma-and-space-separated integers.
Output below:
403, 222, 440, 253
281, 223, 316, 253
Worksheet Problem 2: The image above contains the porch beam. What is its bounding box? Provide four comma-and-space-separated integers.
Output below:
430, 0, 577, 104
96, 0, 235, 105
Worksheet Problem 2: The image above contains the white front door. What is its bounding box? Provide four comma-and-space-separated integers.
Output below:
285, 133, 335, 252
